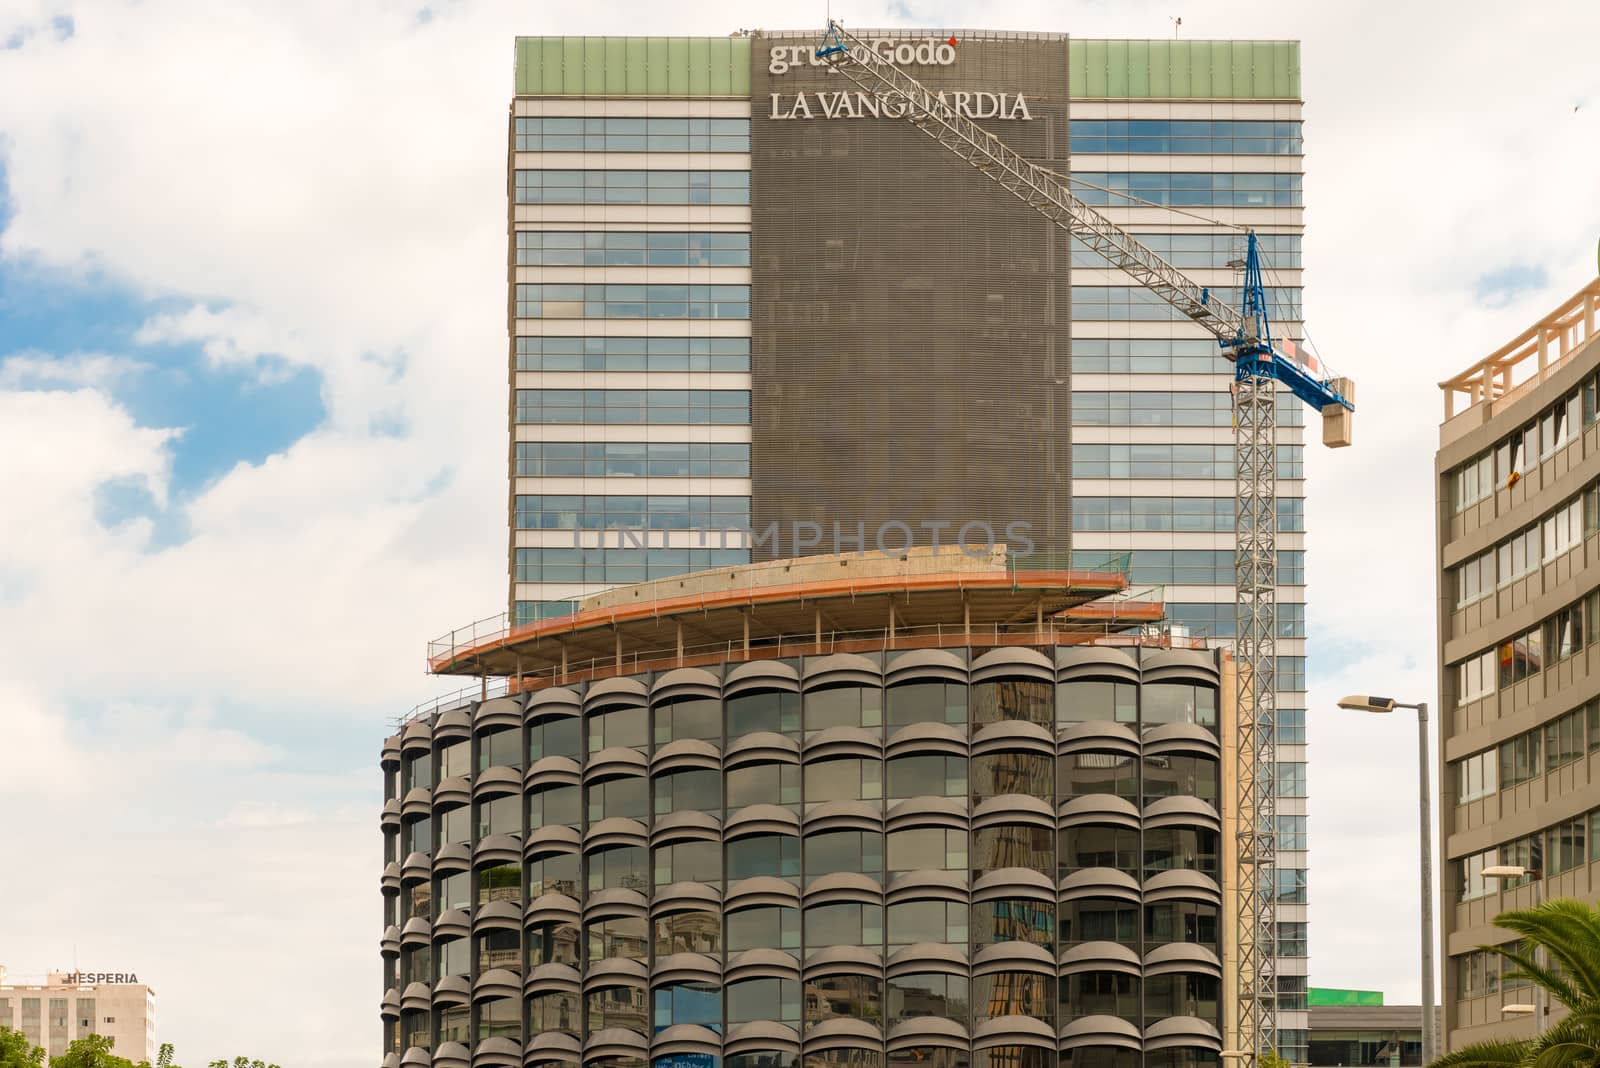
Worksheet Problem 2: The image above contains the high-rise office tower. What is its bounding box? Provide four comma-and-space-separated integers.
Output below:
486, 27, 1309, 1061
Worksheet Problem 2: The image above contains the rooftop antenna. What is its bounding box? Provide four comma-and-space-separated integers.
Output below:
1171, 16, 1182, 37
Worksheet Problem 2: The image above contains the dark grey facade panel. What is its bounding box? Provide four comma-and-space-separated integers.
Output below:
749, 35, 1073, 559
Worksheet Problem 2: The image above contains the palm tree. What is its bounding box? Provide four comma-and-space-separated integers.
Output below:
1430, 898, 1600, 1068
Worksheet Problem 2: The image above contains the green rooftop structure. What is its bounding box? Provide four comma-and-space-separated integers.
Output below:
1310, 988, 1387, 1007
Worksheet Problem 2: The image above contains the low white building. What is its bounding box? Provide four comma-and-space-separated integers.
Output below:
0, 965, 156, 1061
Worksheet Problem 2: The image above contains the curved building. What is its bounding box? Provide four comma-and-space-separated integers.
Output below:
382, 549, 1238, 1068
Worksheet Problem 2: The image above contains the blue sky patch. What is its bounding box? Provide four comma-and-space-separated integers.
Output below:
1473, 262, 1550, 308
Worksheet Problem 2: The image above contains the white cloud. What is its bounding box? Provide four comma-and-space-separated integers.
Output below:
0, 0, 1598, 1060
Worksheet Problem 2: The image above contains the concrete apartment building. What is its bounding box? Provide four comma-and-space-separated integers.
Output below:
1435, 277, 1600, 1049
0, 966, 156, 1061
504, 31, 1312, 1057
385, 547, 1243, 1066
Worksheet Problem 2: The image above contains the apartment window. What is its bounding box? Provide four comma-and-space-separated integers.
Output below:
512, 168, 751, 205
1074, 285, 1302, 324
514, 388, 751, 424
515, 334, 751, 372
1276, 763, 1308, 798
516, 546, 749, 586
1548, 817, 1587, 875
1069, 336, 1233, 373
1500, 731, 1543, 788
515, 441, 752, 478
1545, 600, 1588, 663
514, 494, 750, 532
1452, 450, 1493, 511
1543, 495, 1586, 561
515, 229, 751, 266
1277, 921, 1309, 956
1456, 948, 1500, 997
1454, 550, 1494, 607
1278, 708, 1307, 744
514, 283, 750, 320
1277, 815, 1309, 850
75, 1000, 94, 1030
1497, 525, 1541, 586
1069, 120, 1303, 155
1275, 869, 1308, 904
1545, 709, 1586, 770
1456, 749, 1499, 802
514, 116, 750, 152
1455, 649, 1496, 705
1072, 171, 1303, 208
1278, 656, 1308, 691
1277, 976, 1309, 1011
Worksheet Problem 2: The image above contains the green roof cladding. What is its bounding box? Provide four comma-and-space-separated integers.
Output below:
1069, 39, 1299, 99
1309, 988, 1386, 1007
512, 36, 1297, 101
514, 36, 750, 96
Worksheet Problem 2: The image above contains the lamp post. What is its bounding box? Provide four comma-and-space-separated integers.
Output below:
1483, 864, 1545, 1033
1336, 694, 1435, 1064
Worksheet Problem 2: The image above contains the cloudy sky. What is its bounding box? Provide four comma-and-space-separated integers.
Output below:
1, 0, 1597, 1063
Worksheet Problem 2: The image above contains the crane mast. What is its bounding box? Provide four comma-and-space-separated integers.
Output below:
814, 20, 1355, 1068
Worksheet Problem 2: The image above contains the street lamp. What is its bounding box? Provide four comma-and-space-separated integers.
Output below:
1337, 694, 1435, 1065
1483, 864, 1545, 1032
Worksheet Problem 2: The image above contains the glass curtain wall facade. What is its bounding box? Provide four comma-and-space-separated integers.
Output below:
502, 30, 1310, 1060
382, 638, 1230, 1067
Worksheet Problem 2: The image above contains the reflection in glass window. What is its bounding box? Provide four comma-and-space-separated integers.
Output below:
886, 900, 968, 949
725, 906, 800, 951
654, 698, 721, 744
1059, 751, 1139, 800
437, 870, 471, 912
727, 763, 801, 809
975, 1050, 1052, 1068
886, 682, 968, 727
1144, 827, 1220, 877
887, 972, 969, 1027
476, 928, 520, 972
1143, 683, 1218, 728
804, 974, 884, 1025
971, 751, 1053, 801
529, 990, 580, 1031
971, 679, 1054, 726
1061, 897, 1137, 944
726, 834, 801, 882
803, 757, 882, 803
529, 716, 582, 761
477, 995, 521, 1041
727, 977, 801, 1024
1061, 971, 1139, 1022
653, 910, 721, 956
1060, 825, 1139, 875
885, 754, 967, 800
479, 727, 523, 771
587, 844, 650, 893
1058, 680, 1137, 725
477, 863, 520, 905
1145, 974, 1221, 1026
653, 839, 721, 887
886, 827, 967, 873
805, 685, 883, 731
478, 793, 520, 838
588, 985, 649, 1031
529, 784, 580, 829
587, 915, 649, 961
726, 690, 801, 737
653, 982, 721, 1031
438, 740, 469, 780
731, 1055, 798, 1068
1142, 754, 1219, 806
654, 767, 720, 815
972, 824, 1053, 873
527, 851, 580, 897
589, 705, 649, 752
805, 902, 884, 948
1144, 900, 1220, 946
805, 830, 883, 880
527, 920, 579, 967
971, 898, 1055, 946
971, 972, 1054, 1021
804, 1051, 883, 1068
589, 776, 649, 822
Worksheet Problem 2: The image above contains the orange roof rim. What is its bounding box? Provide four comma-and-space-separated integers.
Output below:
431, 567, 1130, 673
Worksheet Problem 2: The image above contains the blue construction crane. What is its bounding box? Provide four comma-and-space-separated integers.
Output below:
814, 19, 1357, 1068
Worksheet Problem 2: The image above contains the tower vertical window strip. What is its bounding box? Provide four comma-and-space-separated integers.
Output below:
1235, 373, 1279, 1062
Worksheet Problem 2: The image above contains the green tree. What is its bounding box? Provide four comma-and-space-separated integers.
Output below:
1431, 898, 1600, 1068
0, 1028, 46, 1068
48, 1034, 140, 1068
1259, 1052, 1293, 1068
